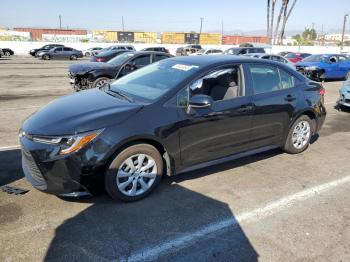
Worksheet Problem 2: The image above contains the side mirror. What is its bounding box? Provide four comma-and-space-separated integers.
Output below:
187, 95, 213, 114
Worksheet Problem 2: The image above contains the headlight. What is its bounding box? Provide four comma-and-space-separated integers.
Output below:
305, 66, 318, 70
30, 129, 104, 155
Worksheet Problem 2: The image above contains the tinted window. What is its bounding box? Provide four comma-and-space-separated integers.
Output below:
132, 54, 151, 67
63, 47, 72, 51
153, 54, 169, 62
249, 65, 295, 94
127, 47, 134, 50
55, 47, 63, 52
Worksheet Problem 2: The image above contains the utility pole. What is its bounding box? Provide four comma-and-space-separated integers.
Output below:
221, 20, 224, 45
341, 14, 349, 51
59, 14, 62, 29
122, 16, 125, 32
199, 17, 204, 34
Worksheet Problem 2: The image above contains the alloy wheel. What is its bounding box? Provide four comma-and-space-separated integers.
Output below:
116, 154, 157, 196
292, 121, 311, 149
96, 79, 108, 88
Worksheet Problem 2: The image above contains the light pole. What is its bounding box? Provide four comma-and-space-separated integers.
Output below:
199, 17, 204, 34
340, 13, 349, 51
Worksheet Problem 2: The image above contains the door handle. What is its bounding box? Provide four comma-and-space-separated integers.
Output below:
284, 94, 296, 102
237, 104, 253, 113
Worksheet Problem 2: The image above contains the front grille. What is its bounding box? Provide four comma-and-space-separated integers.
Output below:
22, 150, 45, 183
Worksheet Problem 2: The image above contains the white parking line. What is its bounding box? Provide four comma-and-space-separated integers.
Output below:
125, 175, 350, 262
0, 145, 20, 151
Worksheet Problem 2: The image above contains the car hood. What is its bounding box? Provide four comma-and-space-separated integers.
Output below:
69, 62, 115, 75
23, 89, 143, 136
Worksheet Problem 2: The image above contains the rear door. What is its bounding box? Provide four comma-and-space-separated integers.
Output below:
337, 55, 350, 78
152, 53, 170, 62
246, 63, 302, 148
63, 47, 73, 59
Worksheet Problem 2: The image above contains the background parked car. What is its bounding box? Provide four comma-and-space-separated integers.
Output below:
1, 48, 14, 56
337, 78, 350, 109
29, 44, 64, 57
141, 47, 170, 53
277, 51, 292, 57
0, 48, 3, 58
94, 45, 136, 55
284, 52, 311, 63
190, 48, 223, 56
38, 47, 83, 60
224, 47, 265, 55
83, 47, 103, 56
176, 47, 198, 56
296, 54, 350, 81
244, 53, 295, 69
69, 51, 173, 90
90, 50, 129, 62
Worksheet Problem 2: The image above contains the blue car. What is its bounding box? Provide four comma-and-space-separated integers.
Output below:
337, 78, 350, 108
296, 54, 350, 81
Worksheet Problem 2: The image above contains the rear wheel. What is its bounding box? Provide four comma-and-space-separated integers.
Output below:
92, 77, 110, 88
85, 52, 91, 57
283, 115, 313, 154
70, 54, 78, 60
105, 144, 163, 202
4, 51, 11, 56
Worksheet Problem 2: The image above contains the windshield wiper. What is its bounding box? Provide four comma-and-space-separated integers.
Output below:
105, 84, 133, 102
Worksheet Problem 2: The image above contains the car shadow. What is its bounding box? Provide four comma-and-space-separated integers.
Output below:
44, 183, 259, 261
0, 149, 23, 187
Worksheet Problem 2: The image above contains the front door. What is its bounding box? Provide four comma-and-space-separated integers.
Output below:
178, 65, 254, 167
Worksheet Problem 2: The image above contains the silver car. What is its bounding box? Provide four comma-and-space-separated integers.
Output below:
244, 53, 295, 69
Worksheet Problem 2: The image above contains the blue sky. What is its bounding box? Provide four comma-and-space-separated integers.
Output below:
0, 0, 349, 34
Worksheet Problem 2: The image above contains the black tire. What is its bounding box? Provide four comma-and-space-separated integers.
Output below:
4, 51, 11, 56
105, 144, 163, 202
70, 54, 78, 60
42, 54, 50, 60
92, 77, 110, 88
85, 52, 91, 57
283, 115, 313, 154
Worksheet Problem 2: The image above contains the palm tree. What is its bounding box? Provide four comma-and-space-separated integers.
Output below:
270, 0, 277, 43
279, 0, 298, 44
267, 0, 271, 44
273, 0, 288, 44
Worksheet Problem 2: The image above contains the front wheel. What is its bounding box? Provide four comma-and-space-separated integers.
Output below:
283, 115, 313, 154
92, 77, 110, 88
4, 51, 11, 56
42, 54, 50, 60
105, 144, 163, 202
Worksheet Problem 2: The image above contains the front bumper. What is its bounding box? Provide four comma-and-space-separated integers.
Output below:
20, 135, 111, 196
69, 73, 91, 91
337, 92, 350, 107
296, 67, 324, 81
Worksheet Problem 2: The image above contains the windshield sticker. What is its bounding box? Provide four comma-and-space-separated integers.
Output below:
172, 64, 199, 71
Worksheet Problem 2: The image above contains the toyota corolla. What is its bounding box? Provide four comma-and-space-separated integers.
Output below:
20, 56, 326, 202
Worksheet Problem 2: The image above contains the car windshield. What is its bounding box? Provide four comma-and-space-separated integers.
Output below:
109, 60, 201, 102
302, 55, 328, 62
107, 52, 134, 65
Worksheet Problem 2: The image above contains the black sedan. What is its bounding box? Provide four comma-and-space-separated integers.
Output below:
29, 44, 64, 57
69, 51, 173, 91
37, 47, 83, 60
20, 56, 326, 202
2, 48, 14, 56
89, 49, 129, 63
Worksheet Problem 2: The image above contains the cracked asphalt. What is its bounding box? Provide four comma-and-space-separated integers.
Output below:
0, 56, 349, 262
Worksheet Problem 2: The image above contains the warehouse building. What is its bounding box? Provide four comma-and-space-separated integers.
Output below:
13, 28, 88, 41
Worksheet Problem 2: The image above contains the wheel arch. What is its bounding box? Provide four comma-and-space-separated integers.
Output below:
291, 109, 317, 134
105, 136, 175, 177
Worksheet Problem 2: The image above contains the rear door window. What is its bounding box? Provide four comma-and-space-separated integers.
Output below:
63, 47, 72, 51
248, 64, 296, 94
132, 54, 151, 67
153, 54, 169, 62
